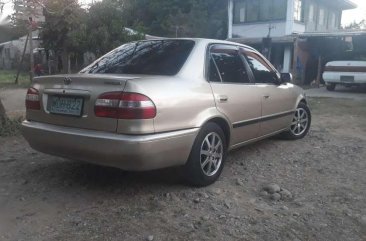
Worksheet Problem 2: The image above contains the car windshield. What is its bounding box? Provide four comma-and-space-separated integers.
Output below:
80, 40, 195, 75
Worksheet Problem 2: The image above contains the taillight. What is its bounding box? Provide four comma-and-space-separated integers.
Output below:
95, 92, 156, 119
26, 87, 41, 110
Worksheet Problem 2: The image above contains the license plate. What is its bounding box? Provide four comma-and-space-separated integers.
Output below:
47, 96, 84, 116
340, 76, 354, 82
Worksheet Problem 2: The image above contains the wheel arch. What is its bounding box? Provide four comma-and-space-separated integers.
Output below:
202, 117, 231, 148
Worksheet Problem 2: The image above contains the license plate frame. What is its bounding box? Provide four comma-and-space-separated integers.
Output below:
47, 95, 84, 117
340, 75, 355, 82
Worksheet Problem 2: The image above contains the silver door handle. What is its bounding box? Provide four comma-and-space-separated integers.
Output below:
263, 95, 270, 99
218, 95, 228, 102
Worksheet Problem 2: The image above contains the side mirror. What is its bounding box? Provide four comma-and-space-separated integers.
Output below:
280, 73, 292, 84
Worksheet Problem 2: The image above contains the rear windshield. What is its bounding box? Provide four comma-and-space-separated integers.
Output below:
80, 40, 195, 75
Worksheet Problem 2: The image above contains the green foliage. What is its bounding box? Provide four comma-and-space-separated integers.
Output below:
0, 70, 29, 87
123, 0, 227, 39
85, 0, 144, 56
0, 117, 23, 137
41, 0, 87, 54
39, 0, 228, 64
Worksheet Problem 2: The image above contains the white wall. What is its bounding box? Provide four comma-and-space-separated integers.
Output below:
293, 22, 306, 34
232, 21, 287, 38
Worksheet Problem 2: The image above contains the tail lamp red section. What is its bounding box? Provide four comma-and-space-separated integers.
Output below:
26, 87, 41, 110
95, 92, 156, 119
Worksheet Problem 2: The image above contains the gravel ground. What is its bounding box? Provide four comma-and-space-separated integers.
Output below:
0, 97, 365, 241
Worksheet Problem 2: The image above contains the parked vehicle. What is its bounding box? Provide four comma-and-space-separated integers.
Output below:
21, 38, 311, 186
323, 60, 366, 91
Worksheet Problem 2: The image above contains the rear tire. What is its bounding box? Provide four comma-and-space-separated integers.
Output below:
326, 83, 336, 91
183, 123, 227, 187
281, 102, 311, 140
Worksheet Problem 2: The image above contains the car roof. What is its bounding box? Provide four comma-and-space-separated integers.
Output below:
137, 38, 257, 52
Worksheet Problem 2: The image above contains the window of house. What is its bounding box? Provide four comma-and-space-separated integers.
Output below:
242, 50, 278, 84
233, 0, 286, 23
309, 4, 314, 22
209, 45, 251, 84
246, 0, 259, 22
329, 12, 336, 29
234, 0, 246, 23
319, 8, 325, 25
5, 48, 10, 58
294, 0, 303, 22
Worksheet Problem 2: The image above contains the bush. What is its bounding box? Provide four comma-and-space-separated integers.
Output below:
0, 117, 23, 137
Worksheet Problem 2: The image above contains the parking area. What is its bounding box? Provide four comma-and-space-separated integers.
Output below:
305, 86, 366, 100
0, 95, 365, 241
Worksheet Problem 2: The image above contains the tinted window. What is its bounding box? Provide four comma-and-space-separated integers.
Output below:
208, 57, 222, 82
243, 50, 278, 84
209, 45, 250, 84
80, 40, 195, 75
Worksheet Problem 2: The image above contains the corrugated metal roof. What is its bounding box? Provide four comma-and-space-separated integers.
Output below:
227, 36, 295, 45
300, 30, 366, 38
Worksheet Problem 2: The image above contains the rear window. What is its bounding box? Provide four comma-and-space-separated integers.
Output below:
80, 40, 195, 75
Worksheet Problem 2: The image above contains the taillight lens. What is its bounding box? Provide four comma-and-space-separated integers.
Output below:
95, 92, 156, 119
26, 87, 41, 110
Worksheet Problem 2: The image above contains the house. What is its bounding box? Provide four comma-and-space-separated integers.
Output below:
0, 30, 42, 70
227, 0, 359, 84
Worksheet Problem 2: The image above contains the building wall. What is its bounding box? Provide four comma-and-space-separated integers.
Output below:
229, 0, 347, 39
304, 0, 342, 32
232, 21, 287, 38
0, 31, 41, 70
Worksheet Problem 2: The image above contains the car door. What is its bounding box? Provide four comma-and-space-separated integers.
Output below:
208, 44, 262, 145
241, 48, 296, 136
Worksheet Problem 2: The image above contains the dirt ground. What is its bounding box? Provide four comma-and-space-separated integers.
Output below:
0, 97, 365, 241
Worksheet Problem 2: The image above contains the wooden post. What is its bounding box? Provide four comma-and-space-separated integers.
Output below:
15, 34, 29, 84
0, 100, 7, 123
316, 55, 322, 88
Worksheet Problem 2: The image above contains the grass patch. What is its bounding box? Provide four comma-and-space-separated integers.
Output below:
0, 117, 23, 137
0, 70, 31, 88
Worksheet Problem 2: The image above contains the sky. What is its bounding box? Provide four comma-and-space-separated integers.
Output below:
1, 0, 366, 27
342, 0, 366, 25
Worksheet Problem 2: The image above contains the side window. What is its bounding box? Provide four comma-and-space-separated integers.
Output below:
209, 45, 251, 84
208, 57, 221, 82
242, 50, 279, 84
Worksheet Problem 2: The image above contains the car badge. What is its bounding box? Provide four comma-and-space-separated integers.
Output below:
64, 77, 72, 85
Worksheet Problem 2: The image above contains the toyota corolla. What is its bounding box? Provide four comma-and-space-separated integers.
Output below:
21, 38, 311, 186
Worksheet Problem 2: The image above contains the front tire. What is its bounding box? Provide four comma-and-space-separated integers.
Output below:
183, 123, 227, 187
326, 83, 336, 91
281, 102, 311, 140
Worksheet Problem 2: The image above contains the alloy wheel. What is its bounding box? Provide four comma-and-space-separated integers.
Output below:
290, 108, 309, 136
200, 132, 223, 177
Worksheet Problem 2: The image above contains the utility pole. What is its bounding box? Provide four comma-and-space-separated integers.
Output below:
267, 23, 275, 38
29, 17, 34, 82
15, 34, 29, 84
175, 26, 179, 38
263, 23, 275, 60
14, 0, 45, 82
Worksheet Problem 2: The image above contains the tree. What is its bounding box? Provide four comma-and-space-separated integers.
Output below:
343, 20, 366, 30
41, 0, 87, 73
85, 0, 143, 57
123, 0, 227, 39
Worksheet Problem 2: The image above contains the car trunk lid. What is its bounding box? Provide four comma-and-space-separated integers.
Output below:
27, 74, 140, 133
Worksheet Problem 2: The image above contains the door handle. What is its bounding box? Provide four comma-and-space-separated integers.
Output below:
263, 95, 270, 99
217, 95, 228, 102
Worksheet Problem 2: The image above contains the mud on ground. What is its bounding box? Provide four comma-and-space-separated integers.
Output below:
0, 97, 365, 241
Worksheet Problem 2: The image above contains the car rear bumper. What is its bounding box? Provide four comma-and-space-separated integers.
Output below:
21, 120, 199, 171
323, 72, 366, 84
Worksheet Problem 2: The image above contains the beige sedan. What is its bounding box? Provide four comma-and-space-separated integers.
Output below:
22, 38, 311, 186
